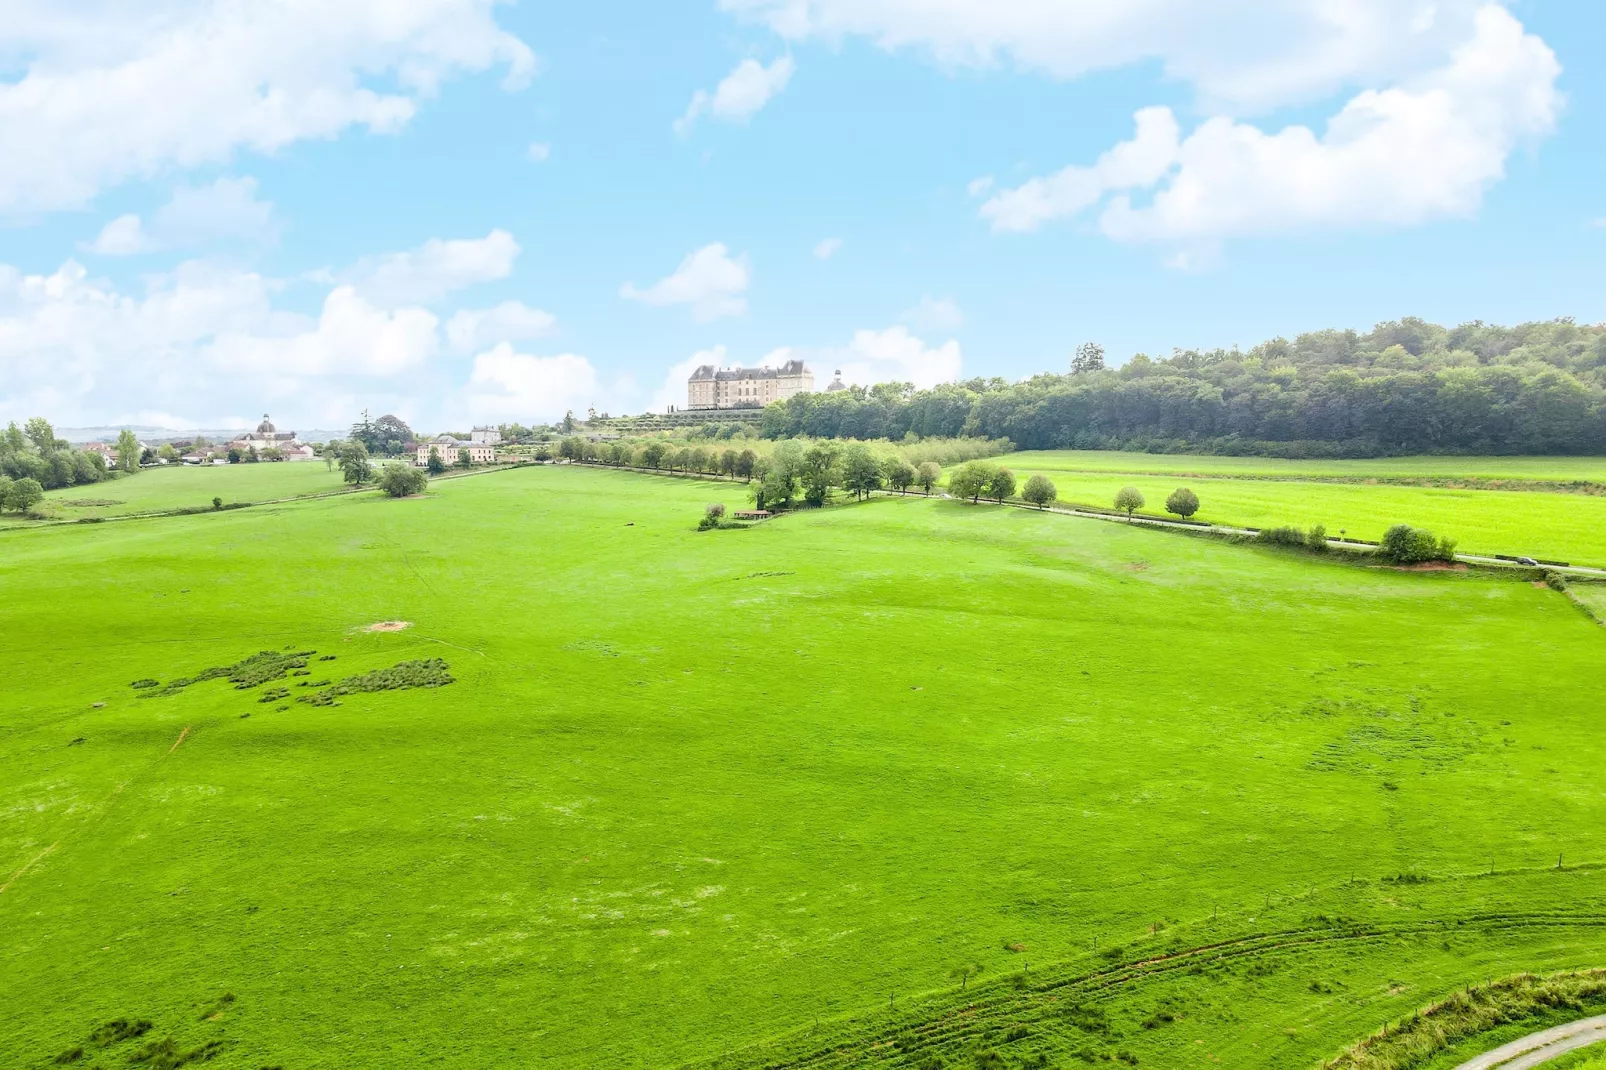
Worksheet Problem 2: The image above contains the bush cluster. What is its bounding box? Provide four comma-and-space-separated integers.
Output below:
1378, 524, 1458, 564
298, 659, 454, 707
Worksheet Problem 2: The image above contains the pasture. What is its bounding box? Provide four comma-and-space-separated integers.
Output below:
3, 465, 1604, 1069
981, 451, 1606, 566
11, 461, 349, 525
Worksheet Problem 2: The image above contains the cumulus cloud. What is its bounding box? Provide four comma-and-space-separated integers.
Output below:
340, 230, 521, 307
813, 237, 842, 260
0, 250, 568, 427
461, 344, 600, 422
675, 57, 795, 135
720, 0, 1498, 113
86, 176, 276, 256
208, 287, 439, 377
621, 243, 749, 322
981, 7, 1560, 247
832, 327, 962, 389
900, 296, 965, 332
0, 0, 535, 214
651, 345, 728, 414
445, 301, 557, 354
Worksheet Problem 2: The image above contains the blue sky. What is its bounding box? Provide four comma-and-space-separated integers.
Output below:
1, 0, 1602, 432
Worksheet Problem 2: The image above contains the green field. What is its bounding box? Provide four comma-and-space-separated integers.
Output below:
994, 450, 1606, 483
975, 451, 1606, 567
11, 462, 350, 525
4, 465, 1605, 1069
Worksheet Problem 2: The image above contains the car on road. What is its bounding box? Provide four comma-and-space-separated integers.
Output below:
1516, 556, 1540, 566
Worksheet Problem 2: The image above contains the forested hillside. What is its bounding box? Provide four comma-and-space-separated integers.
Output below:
760, 318, 1606, 457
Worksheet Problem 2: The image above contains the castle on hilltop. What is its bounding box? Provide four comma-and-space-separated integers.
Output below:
687, 360, 813, 410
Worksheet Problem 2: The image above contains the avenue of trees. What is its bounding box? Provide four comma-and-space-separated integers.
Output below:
758, 318, 1606, 457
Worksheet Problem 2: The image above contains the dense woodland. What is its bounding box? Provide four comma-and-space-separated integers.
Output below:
760, 318, 1606, 457
0, 418, 118, 489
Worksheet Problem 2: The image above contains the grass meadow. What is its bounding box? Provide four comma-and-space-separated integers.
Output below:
13, 461, 350, 525
978, 451, 1606, 566
3, 465, 1605, 1068
994, 450, 1606, 483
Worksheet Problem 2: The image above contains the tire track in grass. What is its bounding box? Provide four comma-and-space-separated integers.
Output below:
2, 723, 198, 896
692, 911, 1606, 1069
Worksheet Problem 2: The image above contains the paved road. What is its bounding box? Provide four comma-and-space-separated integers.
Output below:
1450, 1014, 1606, 1069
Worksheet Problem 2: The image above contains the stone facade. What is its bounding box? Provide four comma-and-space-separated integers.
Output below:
687, 360, 813, 410
416, 437, 498, 466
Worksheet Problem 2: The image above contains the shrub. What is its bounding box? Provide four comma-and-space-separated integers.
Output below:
698, 503, 727, 530
1257, 526, 1307, 547
1021, 474, 1057, 509
1306, 524, 1329, 551
378, 464, 428, 498
1164, 487, 1200, 519
211, 497, 223, 510
1378, 524, 1457, 564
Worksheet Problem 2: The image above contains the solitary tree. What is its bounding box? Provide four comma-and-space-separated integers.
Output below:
1022, 474, 1057, 509
456, 448, 473, 469
337, 440, 373, 484
378, 463, 428, 498
6, 476, 44, 514
949, 461, 998, 503
883, 457, 916, 495
841, 444, 882, 499
1114, 486, 1145, 518
116, 428, 141, 473
799, 442, 841, 505
1164, 487, 1200, 520
426, 447, 447, 475
1071, 341, 1107, 375
916, 461, 942, 496
987, 467, 1016, 503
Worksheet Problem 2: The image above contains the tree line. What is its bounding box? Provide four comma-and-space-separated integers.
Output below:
758, 318, 1606, 457
0, 418, 135, 507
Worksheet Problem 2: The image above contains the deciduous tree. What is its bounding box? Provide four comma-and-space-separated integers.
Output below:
1022, 474, 1057, 509
1164, 487, 1200, 520
1114, 486, 1145, 518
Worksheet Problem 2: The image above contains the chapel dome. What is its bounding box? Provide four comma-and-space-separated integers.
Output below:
256, 415, 276, 433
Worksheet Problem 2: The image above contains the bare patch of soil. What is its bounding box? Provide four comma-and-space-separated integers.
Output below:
367, 621, 413, 632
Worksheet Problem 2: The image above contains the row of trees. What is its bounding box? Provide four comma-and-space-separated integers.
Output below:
758, 318, 1606, 456
745, 442, 943, 510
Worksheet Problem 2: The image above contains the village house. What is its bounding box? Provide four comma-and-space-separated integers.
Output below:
415, 436, 498, 467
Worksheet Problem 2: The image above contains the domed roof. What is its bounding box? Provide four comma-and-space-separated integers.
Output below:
825, 370, 847, 392
256, 414, 275, 433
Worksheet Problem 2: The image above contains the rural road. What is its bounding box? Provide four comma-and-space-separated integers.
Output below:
1450, 1014, 1606, 1069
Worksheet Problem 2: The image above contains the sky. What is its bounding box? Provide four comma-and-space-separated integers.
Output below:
1, 0, 1603, 434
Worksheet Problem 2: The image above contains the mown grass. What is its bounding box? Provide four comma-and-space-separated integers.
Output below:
971, 453, 1606, 566
2, 466, 1604, 1068
1552, 1041, 1606, 1068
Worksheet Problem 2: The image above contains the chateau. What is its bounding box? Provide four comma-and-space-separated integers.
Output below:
228, 415, 316, 461
687, 360, 813, 410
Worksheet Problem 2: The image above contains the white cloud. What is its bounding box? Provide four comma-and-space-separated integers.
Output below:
900, 296, 965, 332
966, 176, 994, 198
341, 230, 520, 307
0, 1, 535, 215
813, 237, 842, 260
833, 327, 962, 389
445, 300, 557, 354
720, 0, 1498, 113
208, 287, 439, 377
528, 142, 551, 161
461, 344, 600, 422
981, 8, 1560, 247
675, 57, 795, 135
87, 176, 276, 256
621, 243, 749, 322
